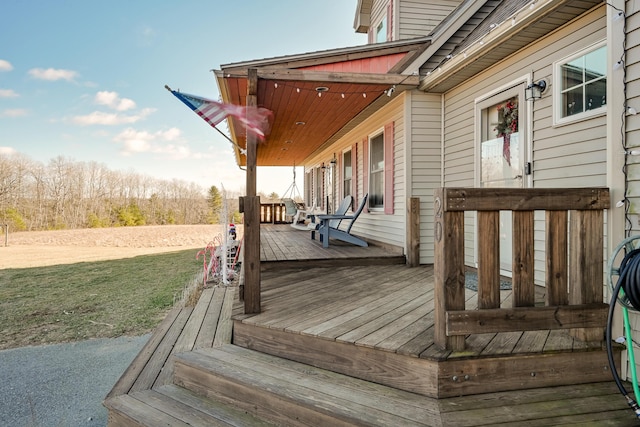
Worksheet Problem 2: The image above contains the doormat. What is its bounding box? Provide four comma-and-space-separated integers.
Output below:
465, 271, 512, 292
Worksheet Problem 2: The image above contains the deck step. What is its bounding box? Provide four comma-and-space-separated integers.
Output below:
105, 384, 275, 427
173, 344, 441, 427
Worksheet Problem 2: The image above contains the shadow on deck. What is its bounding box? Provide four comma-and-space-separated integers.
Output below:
104, 225, 636, 426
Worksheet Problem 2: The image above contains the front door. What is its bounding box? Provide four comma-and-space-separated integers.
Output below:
477, 82, 528, 273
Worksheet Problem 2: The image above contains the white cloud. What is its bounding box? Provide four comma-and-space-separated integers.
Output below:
114, 127, 194, 158
72, 107, 155, 125
28, 67, 79, 82
1, 109, 28, 118
0, 60, 13, 72
0, 89, 19, 98
0, 146, 17, 155
95, 91, 136, 111
136, 25, 157, 47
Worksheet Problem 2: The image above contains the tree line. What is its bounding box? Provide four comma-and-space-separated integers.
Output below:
0, 153, 243, 231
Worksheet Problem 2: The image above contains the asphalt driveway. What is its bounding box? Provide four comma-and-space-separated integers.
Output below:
0, 334, 149, 427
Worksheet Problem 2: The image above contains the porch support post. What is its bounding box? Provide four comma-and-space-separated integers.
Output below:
244, 68, 261, 314
406, 197, 420, 267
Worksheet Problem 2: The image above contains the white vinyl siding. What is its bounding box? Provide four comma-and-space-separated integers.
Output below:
408, 90, 443, 263
398, 0, 463, 39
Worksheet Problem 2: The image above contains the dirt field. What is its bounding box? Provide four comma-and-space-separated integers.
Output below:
0, 225, 234, 269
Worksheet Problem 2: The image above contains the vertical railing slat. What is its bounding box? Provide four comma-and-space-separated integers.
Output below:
512, 211, 535, 307
478, 211, 500, 309
569, 209, 604, 341
545, 210, 568, 306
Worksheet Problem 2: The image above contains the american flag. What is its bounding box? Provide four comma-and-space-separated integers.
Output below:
166, 86, 272, 140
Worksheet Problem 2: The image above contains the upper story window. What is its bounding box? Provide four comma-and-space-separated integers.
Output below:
369, 132, 384, 209
376, 14, 387, 43
342, 149, 352, 199
554, 42, 606, 125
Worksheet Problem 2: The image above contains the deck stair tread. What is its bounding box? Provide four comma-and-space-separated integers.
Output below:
173, 344, 441, 427
105, 384, 275, 427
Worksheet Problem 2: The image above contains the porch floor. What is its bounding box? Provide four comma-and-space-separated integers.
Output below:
259, 223, 405, 269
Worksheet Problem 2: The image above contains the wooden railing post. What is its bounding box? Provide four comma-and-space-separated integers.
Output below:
434, 188, 466, 351
243, 195, 261, 314
406, 197, 420, 267
243, 68, 261, 314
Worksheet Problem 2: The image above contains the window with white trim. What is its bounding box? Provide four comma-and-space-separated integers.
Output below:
375, 14, 387, 43
369, 132, 384, 209
315, 166, 323, 209
554, 43, 606, 124
342, 149, 352, 199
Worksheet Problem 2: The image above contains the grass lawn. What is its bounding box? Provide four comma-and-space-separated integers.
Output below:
0, 249, 202, 350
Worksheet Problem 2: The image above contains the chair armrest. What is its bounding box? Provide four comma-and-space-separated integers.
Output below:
317, 214, 354, 221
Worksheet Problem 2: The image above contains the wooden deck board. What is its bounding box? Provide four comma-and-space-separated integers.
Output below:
211, 287, 236, 347
194, 286, 226, 349
259, 224, 404, 267
130, 307, 193, 393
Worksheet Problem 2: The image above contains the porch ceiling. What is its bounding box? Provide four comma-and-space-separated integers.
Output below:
215, 39, 426, 167
216, 70, 418, 167
420, 0, 604, 92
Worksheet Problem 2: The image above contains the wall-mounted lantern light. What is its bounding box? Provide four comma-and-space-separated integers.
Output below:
525, 80, 547, 101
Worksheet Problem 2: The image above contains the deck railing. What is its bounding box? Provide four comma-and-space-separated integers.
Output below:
433, 187, 610, 351
259, 203, 289, 224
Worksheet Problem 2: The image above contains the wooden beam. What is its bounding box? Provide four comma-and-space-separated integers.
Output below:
244, 68, 261, 314
446, 303, 609, 335
441, 188, 610, 211
224, 69, 420, 87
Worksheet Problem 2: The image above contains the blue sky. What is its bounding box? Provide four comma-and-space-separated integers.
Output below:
0, 1, 366, 195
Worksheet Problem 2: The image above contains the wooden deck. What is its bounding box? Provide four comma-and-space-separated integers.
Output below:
234, 264, 619, 398
259, 224, 405, 269
105, 224, 637, 425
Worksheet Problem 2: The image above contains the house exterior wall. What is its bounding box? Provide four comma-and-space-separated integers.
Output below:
441, 5, 607, 270
622, 0, 640, 383
365, 0, 463, 42
303, 96, 407, 251
407, 90, 442, 262
397, 0, 463, 40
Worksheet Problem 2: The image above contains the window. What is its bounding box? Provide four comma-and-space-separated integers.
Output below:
342, 149, 352, 199
369, 133, 384, 209
304, 170, 312, 206
315, 167, 323, 209
555, 43, 606, 124
376, 14, 387, 43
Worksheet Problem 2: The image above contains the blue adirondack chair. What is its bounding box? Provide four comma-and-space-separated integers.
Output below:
315, 194, 368, 248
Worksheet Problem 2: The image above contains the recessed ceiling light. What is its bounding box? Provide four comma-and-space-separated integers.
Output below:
315, 86, 329, 93
295, 121, 305, 126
